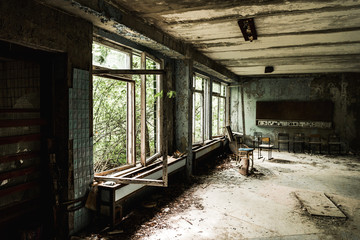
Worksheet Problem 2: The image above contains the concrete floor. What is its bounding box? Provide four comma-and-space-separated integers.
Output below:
134, 152, 360, 240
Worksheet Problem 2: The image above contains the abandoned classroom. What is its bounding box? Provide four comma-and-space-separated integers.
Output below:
1, 0, 360, 239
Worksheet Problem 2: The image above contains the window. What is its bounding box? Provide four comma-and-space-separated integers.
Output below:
192, 74, 206, 143
92, 43, 133, 172
212, 82, 226, 137
92, 42, 162, 173
133, 53, 162, 165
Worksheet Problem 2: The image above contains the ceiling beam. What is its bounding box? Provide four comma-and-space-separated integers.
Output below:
38, 0, 239, 82
221, 54, 360, 67
163, 4, 360, 25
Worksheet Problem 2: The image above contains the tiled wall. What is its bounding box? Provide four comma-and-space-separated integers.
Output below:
69, 68, 93, 233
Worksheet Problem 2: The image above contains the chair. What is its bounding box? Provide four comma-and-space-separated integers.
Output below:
308, 134, 322, 154
226, 126, 254, 175
259, 137, 274, 160
252, 132, 262, 159
293, 133, 305, 153
238, 144, 254, 176
328, 134, 341, 154
278, 133, 290, 152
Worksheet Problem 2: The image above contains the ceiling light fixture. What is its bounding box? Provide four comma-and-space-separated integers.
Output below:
238, 18, 257, 42
265, 66, 274, 73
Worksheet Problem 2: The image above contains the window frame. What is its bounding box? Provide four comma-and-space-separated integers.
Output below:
192, 73, 210, 144
92, 41, 167, 185
92, 42, 135, 171
140, 52, 163, 166
211, 81, 227, 137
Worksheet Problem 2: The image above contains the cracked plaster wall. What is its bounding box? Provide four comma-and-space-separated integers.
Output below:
231, 73, 360, 153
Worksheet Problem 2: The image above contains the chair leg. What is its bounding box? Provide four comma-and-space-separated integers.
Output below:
268, 148, 273, 160
258, 147, 262, 159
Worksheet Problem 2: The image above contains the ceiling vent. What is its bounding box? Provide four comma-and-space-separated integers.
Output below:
238, 18, 257, 42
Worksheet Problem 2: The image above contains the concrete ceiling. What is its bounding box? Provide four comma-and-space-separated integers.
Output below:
112, 0, 360, 76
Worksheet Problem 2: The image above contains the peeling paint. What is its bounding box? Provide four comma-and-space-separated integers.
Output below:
232, 74, 360, 153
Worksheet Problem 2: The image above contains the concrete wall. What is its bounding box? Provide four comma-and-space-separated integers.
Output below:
231, 73, 360, 153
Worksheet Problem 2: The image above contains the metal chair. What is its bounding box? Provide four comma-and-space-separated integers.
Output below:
252, 132, 262, 159
293, 133, 305, 153
308, 134, 322, 154
278, 133, 290, 152
328, 134, 341, 154
259, 137, 274, 160
238, 144, 254, 175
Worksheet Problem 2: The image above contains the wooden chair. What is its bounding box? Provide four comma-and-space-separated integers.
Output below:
328, 134, 341, 154
293, 133, 305, 153
278, 133, 290, 152
308, 134, 322, 154
259, 137, 274, 160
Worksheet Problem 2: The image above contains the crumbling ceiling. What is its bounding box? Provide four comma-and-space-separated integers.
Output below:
112, 0, 360, 76
41, 0, 360, 77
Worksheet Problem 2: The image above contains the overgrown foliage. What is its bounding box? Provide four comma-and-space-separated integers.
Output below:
92, 43, 160, 172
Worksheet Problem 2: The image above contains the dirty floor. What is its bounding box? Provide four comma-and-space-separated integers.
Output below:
80, 152, 360, 240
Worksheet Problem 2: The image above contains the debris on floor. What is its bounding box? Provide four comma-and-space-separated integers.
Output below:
74, 152, 360, 240
295, 191, 347, 218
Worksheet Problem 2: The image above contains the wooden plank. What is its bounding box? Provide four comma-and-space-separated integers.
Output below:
0, 109, 40, 113
295, 191, 346, 218
128, 81, 136, 166
0, 119, 46, 128
94, 176, 166, 187
93, 73, 135, 83
0, 166, 39, 181
93, 69, 166, 75
0, 151, 40, 164
0, 198, 40, 225
0, 134, 41, 145
140, 52, 146, 166
0, 181, 39, 198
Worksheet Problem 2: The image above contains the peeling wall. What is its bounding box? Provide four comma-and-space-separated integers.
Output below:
231, 73, 360, 153
175, 59, 192, 153
0, 0, 93, 237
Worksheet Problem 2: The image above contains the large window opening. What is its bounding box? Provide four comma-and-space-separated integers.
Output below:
92, 43, 132, 172
192, 74, 209, 144
212, 82, 226, 137
92, 42, 162, 173
132, 53, 161, 164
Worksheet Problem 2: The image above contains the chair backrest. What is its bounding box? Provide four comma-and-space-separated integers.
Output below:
309, 134, 321, 142
328, 134, 340, 143
261, 137, 270, 144
278, 133, 289, 140
254, 132, 262, 141
294, 133, 304, 141
225, 126, 235, 142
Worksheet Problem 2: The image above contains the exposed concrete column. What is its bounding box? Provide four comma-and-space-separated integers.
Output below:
229, 86, 241, 133
175, 59, 193, 176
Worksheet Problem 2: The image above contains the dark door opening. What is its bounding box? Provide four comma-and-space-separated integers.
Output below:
0, 40, 58, 239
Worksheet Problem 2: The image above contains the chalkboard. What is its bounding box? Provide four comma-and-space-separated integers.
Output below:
256, 101, 333, 122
